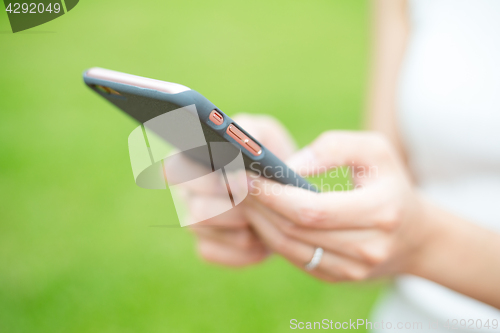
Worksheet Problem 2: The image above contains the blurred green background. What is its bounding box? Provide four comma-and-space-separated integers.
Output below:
0, 0, 385, 332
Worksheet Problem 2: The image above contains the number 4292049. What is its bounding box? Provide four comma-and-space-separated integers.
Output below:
443, 319, 499, 330
5, 3, 62, 14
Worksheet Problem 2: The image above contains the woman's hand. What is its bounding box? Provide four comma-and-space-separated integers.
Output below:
243, 131, 435, 281
185, 114, 297, 267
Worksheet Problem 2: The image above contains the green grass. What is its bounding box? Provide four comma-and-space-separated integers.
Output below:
0, 0, 385, 332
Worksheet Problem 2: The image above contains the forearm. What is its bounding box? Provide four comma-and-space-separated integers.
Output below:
366, 0, 408, 156
409, 199, 500, 309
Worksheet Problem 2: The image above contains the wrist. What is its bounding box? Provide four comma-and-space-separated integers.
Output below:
403, 196, 450, 277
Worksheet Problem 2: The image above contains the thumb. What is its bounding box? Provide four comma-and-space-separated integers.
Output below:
286, 131, 398, 178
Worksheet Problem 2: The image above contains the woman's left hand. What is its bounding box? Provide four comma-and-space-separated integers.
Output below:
243, 131, 436, 282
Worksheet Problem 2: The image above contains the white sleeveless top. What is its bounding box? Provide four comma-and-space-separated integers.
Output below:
373, 0, 500, 330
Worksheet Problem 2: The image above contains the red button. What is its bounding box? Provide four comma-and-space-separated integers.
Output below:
209, 110, 224, 125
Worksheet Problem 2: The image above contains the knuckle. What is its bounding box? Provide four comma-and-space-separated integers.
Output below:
297, 201, 328, 226
332, 266, 351, 282
357, 243, 390, 265
316, 131, 350, 156
274, 215, 299, 235
318, 130, 340, 143
198, 242, 217, 263
235, 232, 256, 250
366, 132, 389, 147
280, 222, 298, 237
189, 200, 207, 220
366, 132, 394, 158
319, 130, 355, 142
189, 208, 205, 222
314, 273, 337, 283
232, 113, 253, 122
378, 217, 399, 231
343, 266, 371, 281
259, 189, 275, 206
357, 245, 377, 264
377, 204, 403, 230
272, 235, 291, 254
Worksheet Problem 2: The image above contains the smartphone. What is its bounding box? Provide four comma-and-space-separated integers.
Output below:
83, 68, 313, 190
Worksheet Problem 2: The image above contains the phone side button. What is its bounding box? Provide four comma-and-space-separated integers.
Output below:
209, 110, 224, 125
245, 139, 262, 156
227, 124, 262, 156
227, 124, 245, 140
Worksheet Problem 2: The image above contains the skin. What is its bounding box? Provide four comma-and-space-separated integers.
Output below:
186, 0, 500, 309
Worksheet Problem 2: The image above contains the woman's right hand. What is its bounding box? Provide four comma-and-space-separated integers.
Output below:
185, 114, 297, 267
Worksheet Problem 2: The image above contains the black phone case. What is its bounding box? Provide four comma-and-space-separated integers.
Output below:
83, 71, 314, 191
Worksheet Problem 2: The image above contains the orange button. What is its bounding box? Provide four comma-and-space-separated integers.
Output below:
245, 139, 262, 155
228, 124, 245, 140
226, 124, 262, 156
209, 110, 224, 125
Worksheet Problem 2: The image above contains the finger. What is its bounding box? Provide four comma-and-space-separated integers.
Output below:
247, 199, 390, 264
287, 259, 340, 283
248, 178, 393, 229
287, 258, 339, 283
286, 131, 400, 178
232, 114, 297, 160
197, 238, 268, 267
187, 196, 248, 227
191, 226, 265, 251
173, 158, 228, 196
246, 207, 370, 281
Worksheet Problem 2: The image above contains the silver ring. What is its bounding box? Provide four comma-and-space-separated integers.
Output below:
305, 247, 324, 271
